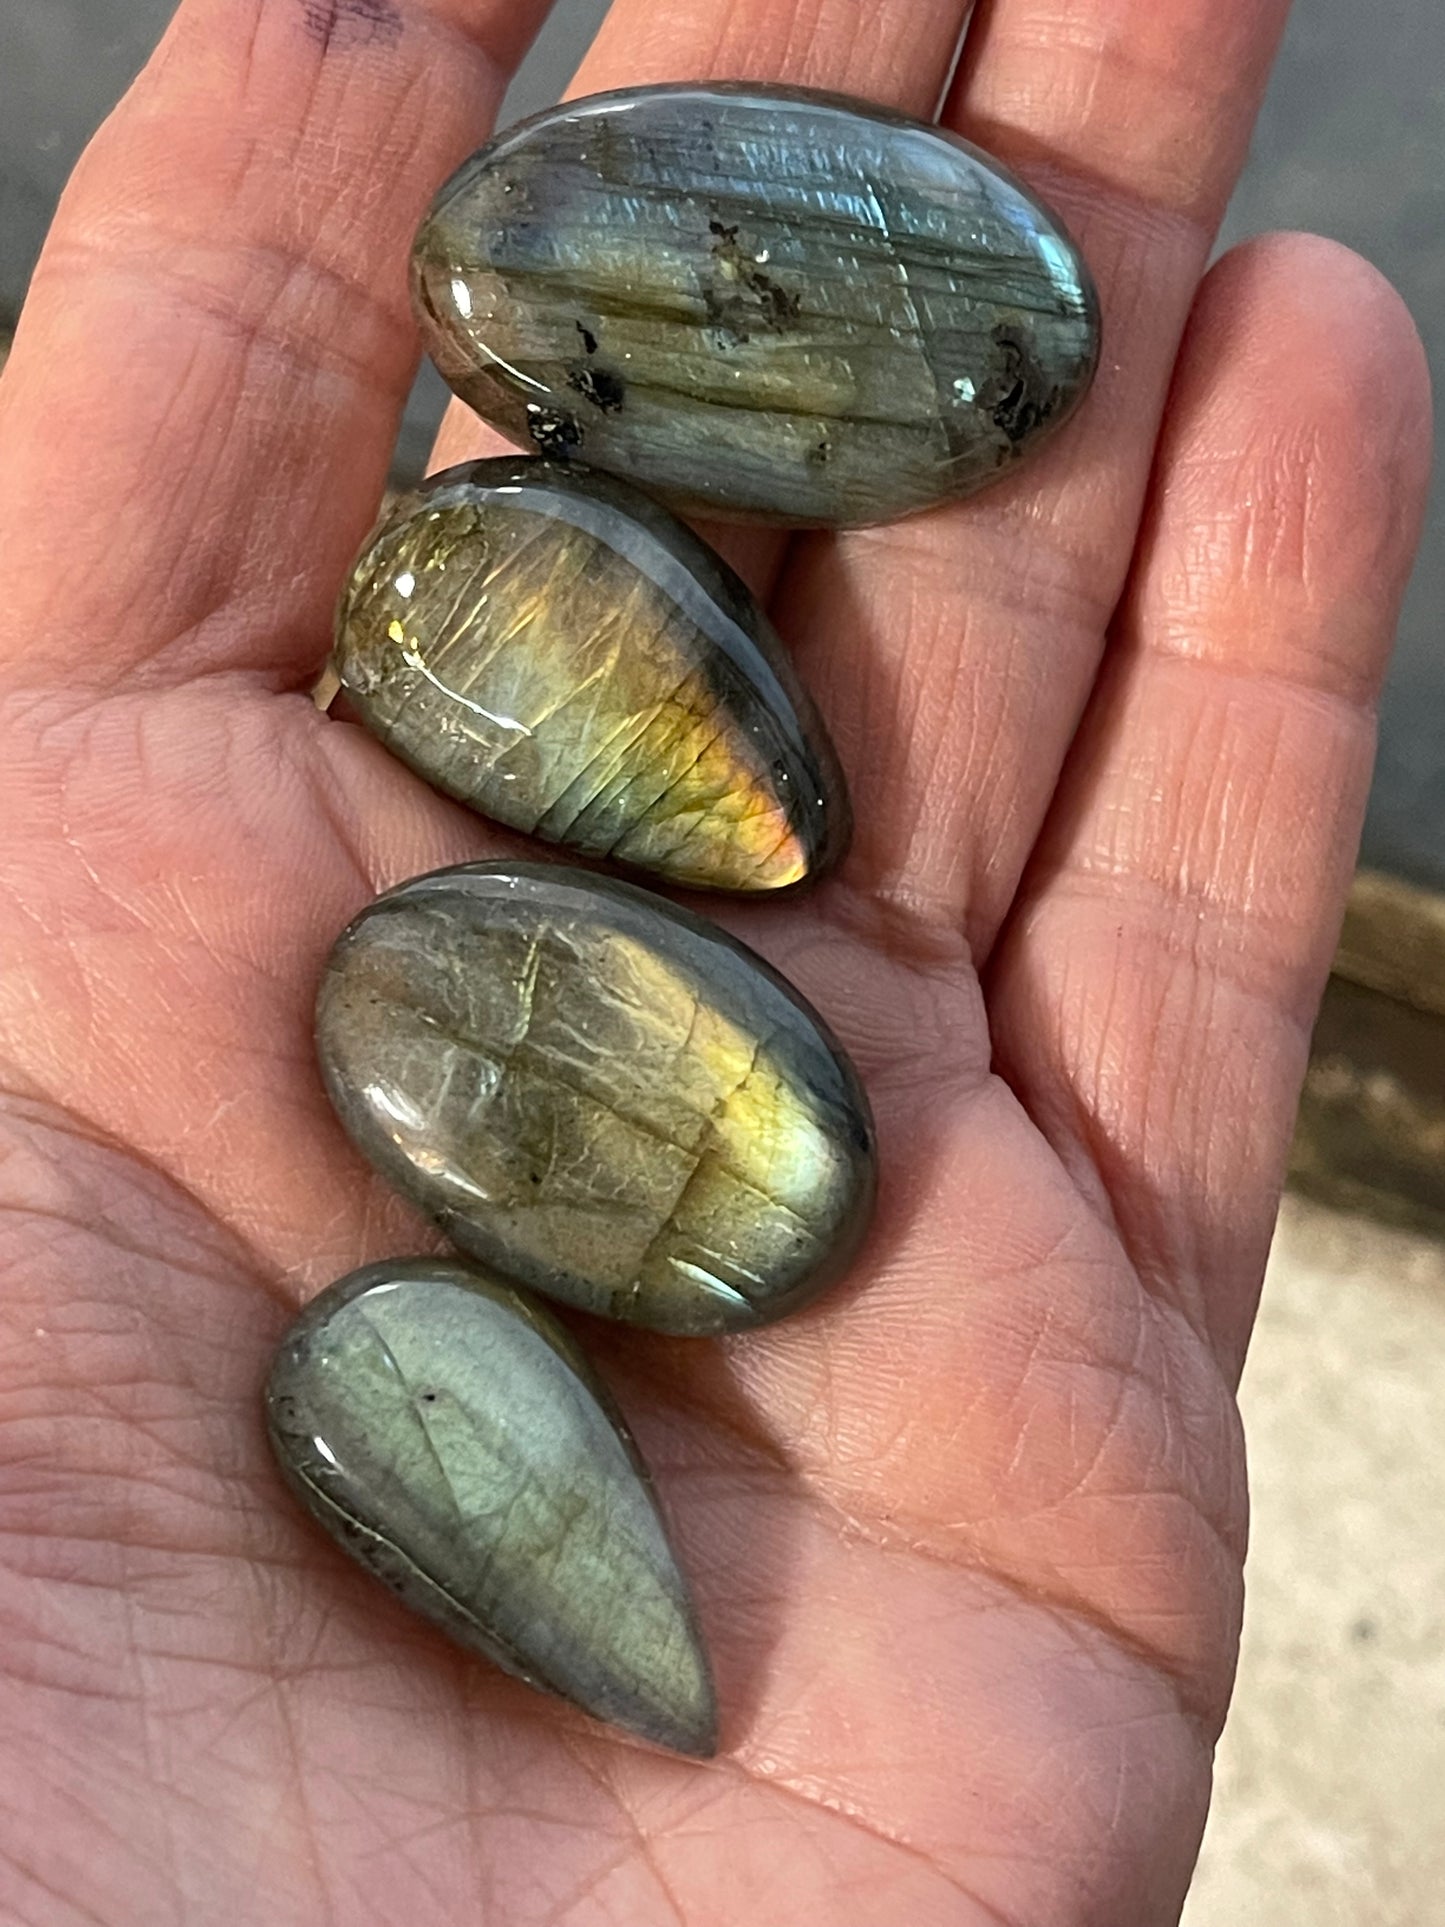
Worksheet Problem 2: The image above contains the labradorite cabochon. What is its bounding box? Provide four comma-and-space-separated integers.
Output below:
334, 458, 849, 892
316, 863, 877, 1335
266, 1258, 716, 1755
412, 83, 1101, 528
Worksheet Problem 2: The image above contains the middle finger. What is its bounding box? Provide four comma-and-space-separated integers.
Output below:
429, 0, 981, 592
777, 0, 1294, 950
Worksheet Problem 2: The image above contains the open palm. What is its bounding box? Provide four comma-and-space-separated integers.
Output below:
0, 0, 1429, 1920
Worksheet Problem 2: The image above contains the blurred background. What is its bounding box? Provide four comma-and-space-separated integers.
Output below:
3, 3, 1442, 1919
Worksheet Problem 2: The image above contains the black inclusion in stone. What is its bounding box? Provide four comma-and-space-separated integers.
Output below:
525, 403, 584, 454
411, 82, 1101, 526
568, 364, 626, 413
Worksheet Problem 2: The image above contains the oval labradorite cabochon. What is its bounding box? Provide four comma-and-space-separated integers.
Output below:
266, 1259, 716, 1755
334, 457, 848, 892
317, 863, 876, 1335
412, 84, 1101, 527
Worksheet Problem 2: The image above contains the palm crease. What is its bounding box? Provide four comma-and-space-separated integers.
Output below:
0, 0, 1429, 1921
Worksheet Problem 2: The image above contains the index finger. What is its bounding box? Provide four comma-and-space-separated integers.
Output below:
0, 0, 558, 690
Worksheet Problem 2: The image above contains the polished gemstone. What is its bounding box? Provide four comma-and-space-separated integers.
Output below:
412, 83, 1101, 528
333, 457, 848, 892
266, 1258, 717, 1755
317, 863, 876, 1335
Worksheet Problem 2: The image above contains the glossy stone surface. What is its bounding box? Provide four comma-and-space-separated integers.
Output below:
266, 1258, 716, 1756
317, 863, 876, 1335
334, 457, 848, 892
413, 83, 1100, 528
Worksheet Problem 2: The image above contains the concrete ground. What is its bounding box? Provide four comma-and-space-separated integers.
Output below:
1184, 1199, 1445, 1925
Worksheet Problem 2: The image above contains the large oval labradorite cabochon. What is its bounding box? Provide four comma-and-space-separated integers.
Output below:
317, 863, 876, 1335
266, 1258, 717, 1755
333, 457, 849, 892
412, 84, 1101, 527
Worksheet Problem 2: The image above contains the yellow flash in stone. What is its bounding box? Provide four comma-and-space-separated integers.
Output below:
334, 458, 847, 893
317, 863, 876, 1334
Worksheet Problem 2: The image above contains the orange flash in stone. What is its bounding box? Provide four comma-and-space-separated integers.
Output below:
334, 457, 848, 893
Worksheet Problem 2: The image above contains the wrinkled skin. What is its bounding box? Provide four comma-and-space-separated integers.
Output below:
0, 0, 1430, 1922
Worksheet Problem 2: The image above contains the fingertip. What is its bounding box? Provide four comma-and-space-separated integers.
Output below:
1140, 230, 1433, 708
1185, 230, 1433, 498
1209, 228, 1424, 343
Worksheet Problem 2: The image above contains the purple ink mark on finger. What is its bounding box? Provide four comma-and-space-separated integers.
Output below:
301, 0, 405, 53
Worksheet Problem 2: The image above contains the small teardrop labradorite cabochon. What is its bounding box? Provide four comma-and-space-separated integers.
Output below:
316, 863, 876, 1336
265, 1258, 717, 1756
333, 457, 849, 893
412, 83, 1100, 527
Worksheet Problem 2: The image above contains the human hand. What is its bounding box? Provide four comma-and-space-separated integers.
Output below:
0, 0, 1429, 1920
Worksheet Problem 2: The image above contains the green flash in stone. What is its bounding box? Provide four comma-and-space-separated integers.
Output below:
317, 863, 877, 1335
266, 1258, 717, 1755
333, 457, 849, 892
412, 83, 1101, 527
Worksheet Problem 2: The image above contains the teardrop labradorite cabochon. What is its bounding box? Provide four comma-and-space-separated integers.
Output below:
333, 457, 849, 892
317, 863, 876, 1336
265, 1258, 716, 1755
412, 83, 1101, 528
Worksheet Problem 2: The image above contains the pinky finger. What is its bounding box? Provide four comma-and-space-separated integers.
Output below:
986, 232, 1433, 1376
